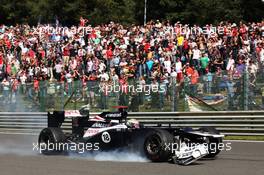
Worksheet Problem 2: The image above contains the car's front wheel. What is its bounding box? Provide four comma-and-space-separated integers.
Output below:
199, 127, 223, 158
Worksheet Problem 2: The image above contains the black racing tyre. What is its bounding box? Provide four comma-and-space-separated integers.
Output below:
199, 127, 223, 158
38, 127, 66, 155
143, 129, 174, 162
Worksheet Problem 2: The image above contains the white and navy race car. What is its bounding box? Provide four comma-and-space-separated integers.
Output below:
38, 106, 224, 165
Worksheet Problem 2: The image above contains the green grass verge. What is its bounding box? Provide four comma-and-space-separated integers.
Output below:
225, 135, 264, 141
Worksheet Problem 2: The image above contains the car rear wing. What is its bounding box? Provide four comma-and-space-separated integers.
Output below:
48, 111, 65, 128
48, 110, 90, 137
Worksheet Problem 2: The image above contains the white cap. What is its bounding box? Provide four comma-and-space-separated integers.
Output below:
231, 23, 237, 27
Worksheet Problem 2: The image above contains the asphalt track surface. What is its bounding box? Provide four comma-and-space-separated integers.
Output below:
0, 134, 263, 175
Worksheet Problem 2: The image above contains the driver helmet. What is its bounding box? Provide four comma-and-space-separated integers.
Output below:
127, 119, 140, 128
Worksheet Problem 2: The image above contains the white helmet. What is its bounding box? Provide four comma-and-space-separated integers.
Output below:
127, 119, 140, 128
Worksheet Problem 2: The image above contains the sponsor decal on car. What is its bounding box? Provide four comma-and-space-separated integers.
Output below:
89, 115, 105, 121
65, 110, 82, 117
83, 124, 127, 138
105, 113, 122, 118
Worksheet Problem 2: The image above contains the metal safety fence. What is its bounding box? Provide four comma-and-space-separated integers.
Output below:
0, 111, 264, 136
1, 69, 264, 113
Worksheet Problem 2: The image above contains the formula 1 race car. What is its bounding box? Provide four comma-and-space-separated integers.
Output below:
38, 106, 224, 165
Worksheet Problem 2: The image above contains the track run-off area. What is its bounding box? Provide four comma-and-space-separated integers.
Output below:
0, 134, 263, 175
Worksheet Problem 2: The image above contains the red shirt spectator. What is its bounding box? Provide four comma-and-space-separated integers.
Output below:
106, 49, 113, 60
28, 49, 35, 59
144, 42, 151, 52
185, 65, 194, 77
63, 47, 70, 56
89, 30, 97, 39
0, 53, 3, 65
6, 64, 11, 75
183, 40, 189, 50
119, 78, 128, 94
239, 26, 247, 36
80, 17, 88, 27
34, 79, 39, 91
191, 69, 199, 84
232, 27, 238, 37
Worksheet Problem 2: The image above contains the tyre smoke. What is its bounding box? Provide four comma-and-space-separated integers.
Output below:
69, 150, 149, 162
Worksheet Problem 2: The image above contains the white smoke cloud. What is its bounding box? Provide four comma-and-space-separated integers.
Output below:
0, 134, 148, 163
69, 150, 149, 162
0, 135, 38, 156
93, 151, 148, 162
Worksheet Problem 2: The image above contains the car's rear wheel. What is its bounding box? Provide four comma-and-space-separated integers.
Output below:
38, 127, 66, 155
143, 129, 174, 162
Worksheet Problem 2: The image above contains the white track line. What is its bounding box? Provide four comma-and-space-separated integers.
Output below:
224, 140, 264, 143
0, 132, 37, 136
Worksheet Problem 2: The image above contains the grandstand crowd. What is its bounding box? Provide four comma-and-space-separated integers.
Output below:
0, 19, 264, 109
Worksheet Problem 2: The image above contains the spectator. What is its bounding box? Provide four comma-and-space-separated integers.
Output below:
2, 78, 10, 103
0, 20, 263, 111
192, 46, 201, 68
